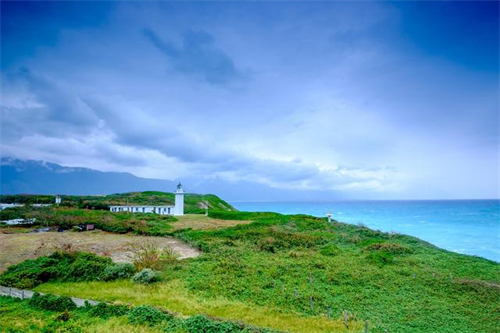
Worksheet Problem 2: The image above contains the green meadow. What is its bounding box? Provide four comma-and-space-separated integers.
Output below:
1, 194, 499, 332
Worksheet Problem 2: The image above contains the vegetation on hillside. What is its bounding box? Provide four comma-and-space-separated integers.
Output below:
0, 251, 127, 289
0, 206, 177, 236
0, 192, 237, 236
1, 210, 498, 332
0, 191, 236, 214
0, 295, 278, 333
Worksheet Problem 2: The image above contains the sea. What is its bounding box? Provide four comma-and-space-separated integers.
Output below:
230, 200, 500, 262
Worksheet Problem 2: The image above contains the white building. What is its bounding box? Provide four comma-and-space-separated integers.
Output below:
174, 182, 184, 216
109, 183, 185, 216
109, 205, 174, 215
0, 203, 52, 210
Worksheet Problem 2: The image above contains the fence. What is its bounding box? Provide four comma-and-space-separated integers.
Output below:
0, 285, 99, 307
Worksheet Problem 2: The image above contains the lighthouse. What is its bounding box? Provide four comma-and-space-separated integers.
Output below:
174, 182, 184, 216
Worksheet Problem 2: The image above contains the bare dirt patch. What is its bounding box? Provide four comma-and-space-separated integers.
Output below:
0, 231, 200, 272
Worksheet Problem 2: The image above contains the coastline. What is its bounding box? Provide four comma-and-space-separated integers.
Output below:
231, 199, 500, 262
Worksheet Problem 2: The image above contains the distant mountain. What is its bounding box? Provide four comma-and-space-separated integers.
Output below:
0, 158, 177, 195
0, 158, 345, 201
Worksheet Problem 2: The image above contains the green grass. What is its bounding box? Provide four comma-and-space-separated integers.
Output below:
4, 211, 500, 332
0, 296, 160, 333
0, 295, 279, 333
171, 214, 500, 333
36, 280, 361, 333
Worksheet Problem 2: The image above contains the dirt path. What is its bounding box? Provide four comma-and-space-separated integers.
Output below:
0, 231, 200, 272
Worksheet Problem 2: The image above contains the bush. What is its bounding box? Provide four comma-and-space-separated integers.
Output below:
131, 240, 177, 271
28, 292, 77, 312
41, 320, 84, 333
0, 251, 112, 288
0, 256, 59, 288
128, 305, 172, 326
58, 252, 112, 282
184, 315, 242, 333
132, 268, 161, 284
319, 243, 340, 256
163, 317, 188, 332
257, 237, 277, 253
366, 251, 394, 266
364, 242, 414, 254
83, 302, 130, 319
102, 263, 135, 281
56, 310, 72, 322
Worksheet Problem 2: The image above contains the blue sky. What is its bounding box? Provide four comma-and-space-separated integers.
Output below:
1, 1, 499, 199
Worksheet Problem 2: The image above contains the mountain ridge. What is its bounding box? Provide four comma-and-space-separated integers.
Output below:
0, 157, 345, 201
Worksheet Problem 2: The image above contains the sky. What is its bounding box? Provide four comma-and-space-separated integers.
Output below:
1, 1, 499, 200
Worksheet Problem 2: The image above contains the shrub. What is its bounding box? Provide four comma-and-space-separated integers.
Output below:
364, 242, 414, 254
28, 292, 77, 312
96, 223, 131, 234
131, 240, 176, 271
366, 251, 394, 266
319, 243, 340, 256
257, 237, 277, 252
163, 317, 188, 332
102, 263, 135, 281
41, 320, 84, 333
84, 302, 130, 319
0, 256, 60, 288
128, 305, 172, 326
184, 315, 242, 333
56, 310, 72, 322
58, 252, 112, 282
0, 251, 113, 288
132, 268, 161, 284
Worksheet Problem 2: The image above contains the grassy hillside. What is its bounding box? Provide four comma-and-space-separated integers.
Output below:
0, 191, 236, 214
0, 211, 494, 332
0, 206, 178, 236
1, 205, 498, 332
0, 295, 278, 333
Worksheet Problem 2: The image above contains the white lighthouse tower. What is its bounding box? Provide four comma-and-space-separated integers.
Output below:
174, 182, 184, 216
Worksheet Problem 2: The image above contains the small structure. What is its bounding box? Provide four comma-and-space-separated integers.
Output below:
109, 205, 174, 215
326, 212, 332, 223
174, 182, 184, 216
0, 218, 36, 225
0, 203, 23, 210
55, 195, 62, 205
74, 224, 96, 232
0, 203, 52, 210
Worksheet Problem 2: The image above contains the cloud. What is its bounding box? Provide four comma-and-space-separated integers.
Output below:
1, 1, 497, 199
1, 68, 100, 141
143, 28, 245, 86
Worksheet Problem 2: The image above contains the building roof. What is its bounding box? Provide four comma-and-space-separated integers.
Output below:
109, 205, 174, 208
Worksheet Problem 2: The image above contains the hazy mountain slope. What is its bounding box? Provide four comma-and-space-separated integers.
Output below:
0, 158, 345, 201
0, 158, 176, 195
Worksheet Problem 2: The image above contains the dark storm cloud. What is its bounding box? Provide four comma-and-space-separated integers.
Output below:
143, 28, 245, 85
1, 68, 100, 140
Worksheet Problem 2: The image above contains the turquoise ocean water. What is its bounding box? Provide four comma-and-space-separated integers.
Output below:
230, 200, 500, 262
